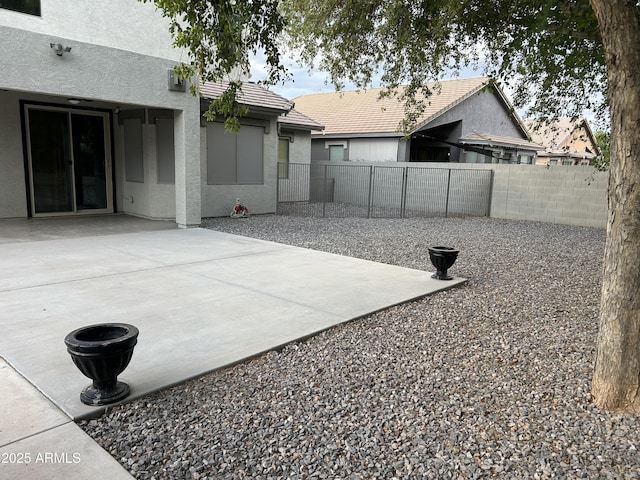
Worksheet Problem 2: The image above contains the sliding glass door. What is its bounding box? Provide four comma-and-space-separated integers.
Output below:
25, 106, 112, 216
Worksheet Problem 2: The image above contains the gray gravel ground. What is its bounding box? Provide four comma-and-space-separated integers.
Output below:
80, 216, 640, 479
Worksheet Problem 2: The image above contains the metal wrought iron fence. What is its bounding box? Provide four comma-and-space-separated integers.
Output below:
277, 162, 493, 218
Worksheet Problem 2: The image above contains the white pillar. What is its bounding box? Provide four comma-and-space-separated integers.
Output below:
174, 108, 202, 228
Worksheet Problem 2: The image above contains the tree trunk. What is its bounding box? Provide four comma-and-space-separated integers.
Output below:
590, 0, 640, 412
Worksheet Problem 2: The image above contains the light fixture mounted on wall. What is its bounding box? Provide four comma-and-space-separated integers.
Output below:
167, 69, 186, 92
67, 98, 81, 105
50, 43, 71, 56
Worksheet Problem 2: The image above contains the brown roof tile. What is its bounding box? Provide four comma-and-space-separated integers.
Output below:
293, 77, 491, 135
279, 108, 324, 130
200, 81, 293, 113
523, 118, 579, 148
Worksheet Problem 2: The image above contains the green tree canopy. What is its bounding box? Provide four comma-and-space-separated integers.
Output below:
593, 130, 611, 170
281, 0, 608, 129
281, 0, 640, 413
147, 0, 640, 412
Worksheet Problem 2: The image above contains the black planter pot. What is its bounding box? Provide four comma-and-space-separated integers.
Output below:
428, 246, 459, 280
64, 323, 139, 406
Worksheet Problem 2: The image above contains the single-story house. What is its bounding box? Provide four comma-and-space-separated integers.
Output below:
0, 1, 321, 225
197, 82, 322, 217
292, 77, 543, 165
523, 117, 601, 166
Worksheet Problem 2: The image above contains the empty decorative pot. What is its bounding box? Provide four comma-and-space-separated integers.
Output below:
428, 246, 459, 280
64, 323, 139, 406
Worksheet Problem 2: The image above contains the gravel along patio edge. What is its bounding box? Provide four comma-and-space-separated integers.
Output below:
81, 216, 640, 480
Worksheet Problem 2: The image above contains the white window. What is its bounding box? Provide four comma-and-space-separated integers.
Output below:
329, 145, 345, 161
466, 151, 478, 163
278, 137, 290, 179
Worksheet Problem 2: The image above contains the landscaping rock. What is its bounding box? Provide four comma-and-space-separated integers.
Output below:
81, 216, 640, 479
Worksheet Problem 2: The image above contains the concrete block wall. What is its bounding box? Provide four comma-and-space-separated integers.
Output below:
285, 161, 608, 228
377, 162, 608, 227
488, 164, 608, 228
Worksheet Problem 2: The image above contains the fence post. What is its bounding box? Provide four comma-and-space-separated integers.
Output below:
487, 169, 494, 217
445, 168, 452, 217
322, 164, 328, 218
276, 162, 281, 215
367, 165, 374, 218
401, 166, 409, 218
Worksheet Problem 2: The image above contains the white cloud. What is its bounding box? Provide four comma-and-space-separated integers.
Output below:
249, 49, 352, 99
249, 49, 485, 101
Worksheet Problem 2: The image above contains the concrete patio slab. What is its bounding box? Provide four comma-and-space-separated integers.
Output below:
0, 216, 464, 479
1, 227, 464, 420
0, 215, 175, 245
0, 358, 134, 478
0, 422, 134, 479
0, 359, 70, 447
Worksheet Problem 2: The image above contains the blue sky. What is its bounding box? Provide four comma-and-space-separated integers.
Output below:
250, 54, 485, 101
249, 53, 344, 100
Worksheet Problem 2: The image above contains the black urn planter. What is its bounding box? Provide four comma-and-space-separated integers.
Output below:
428, 246, 459, 280
64, 323, 139, 406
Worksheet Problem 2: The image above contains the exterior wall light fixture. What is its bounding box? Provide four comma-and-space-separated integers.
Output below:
50, 43, 71, 56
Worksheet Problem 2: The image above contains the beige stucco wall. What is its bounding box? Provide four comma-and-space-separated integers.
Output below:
0, 0, 180, 60
200, 118, 280, 218
288, 131, 313, 165
0, 20, 201, 223
0, 92, 29, 217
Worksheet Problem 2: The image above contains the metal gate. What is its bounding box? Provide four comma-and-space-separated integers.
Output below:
277, 162, 493, 218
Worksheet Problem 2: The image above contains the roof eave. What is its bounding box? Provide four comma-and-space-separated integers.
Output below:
578, 118, 602, 157
489, 82, 532, 141
199, 82, 294, 115
200, 98, 290, 117
311, 131, 404, 139
279, 122, 325, 132
460, 139, 544, 151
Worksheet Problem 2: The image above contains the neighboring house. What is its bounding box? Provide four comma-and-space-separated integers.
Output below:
198, 82, 322, 217
0, 1, 318, 225
523, 117, 600, 166
292, 77, 543, 165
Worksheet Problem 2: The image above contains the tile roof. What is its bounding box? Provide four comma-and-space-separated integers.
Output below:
279, 108, 324, 131
523, 117, 579, 148
523, 117, 599, 158
459, 131, 544, 151
292, 77, 491, 136
199, 81, 293, 113
199, 81, 324, 131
